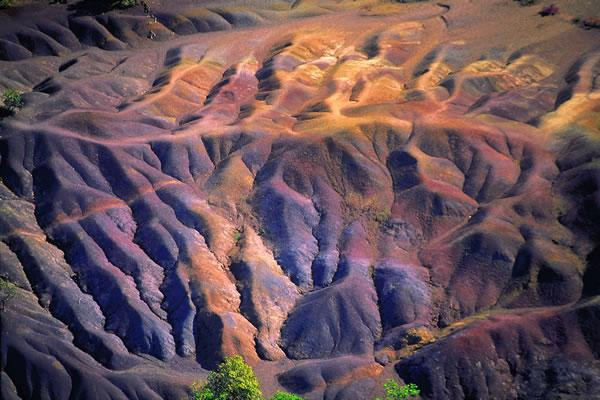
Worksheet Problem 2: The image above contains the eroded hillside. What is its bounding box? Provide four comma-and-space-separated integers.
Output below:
1, 0, 600, 399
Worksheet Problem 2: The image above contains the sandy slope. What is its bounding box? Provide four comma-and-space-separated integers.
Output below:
1, 0, 600, 399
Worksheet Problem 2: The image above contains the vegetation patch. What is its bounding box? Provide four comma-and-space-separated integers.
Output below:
191, 355, 420, 400
269, 392, 305, 400
375, 380, 420, 400
0, 278, 18, 311
1, 89, 24, 118
375, 210, 391, 224
2, 89, 24, 110
233, 228, 243, 245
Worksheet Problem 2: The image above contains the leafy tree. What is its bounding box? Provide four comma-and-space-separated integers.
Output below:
191, 355, 263, 400
375, 380, 420, 400
269, 392, 304, 400
2, 89, 24, 110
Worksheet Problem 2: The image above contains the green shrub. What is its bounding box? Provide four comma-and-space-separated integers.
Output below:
2, 89, 24, 110
375, 380, 420, 400
190, 355, 263, 400
233, 229, 243, 244
0, 0, 11, 9
375, 210, 391, 223
269, 392, 305, 400
0, 278, 18, 311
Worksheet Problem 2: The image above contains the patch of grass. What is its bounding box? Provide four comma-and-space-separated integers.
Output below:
0, 278, 18, 311
403, 326, 435, 346
270, 392, 305, 400
375, 210, 391, 224
375, 380, 420, 400
2, 89, 24, 110
233, 229, 243, 244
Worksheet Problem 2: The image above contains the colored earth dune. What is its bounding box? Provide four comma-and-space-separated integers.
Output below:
1, 0, 599, 399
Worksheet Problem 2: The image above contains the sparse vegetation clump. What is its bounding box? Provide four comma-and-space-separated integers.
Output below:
0, 0, 12, 9
2, 89, 24, 110
0, 278, 18, 311
269, 392, 305, 400
233, 228, 243, 244
375, 210, 391, 224
403, 326, 434, 347
375, 380, 420, 400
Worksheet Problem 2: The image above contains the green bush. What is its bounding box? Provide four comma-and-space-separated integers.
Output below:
0, 0, 11, 9
375, 210, 391, 223
191, 355, 263, 400
375, 380, 420, 400
0, 278, 18, 311
233, 229, 243, 244
2, 89, 24, 110
269, 392, 305, 400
